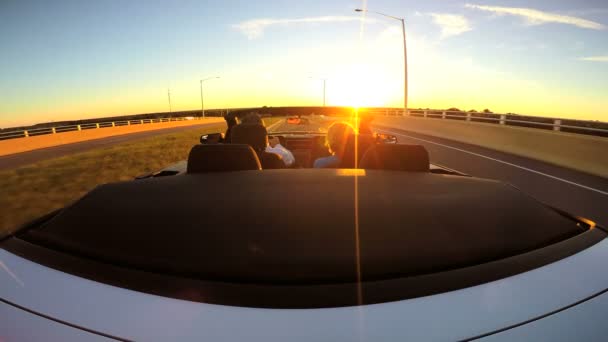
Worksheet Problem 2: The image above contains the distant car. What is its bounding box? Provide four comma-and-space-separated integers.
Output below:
1, 128, 607, 341
287, 116, 301, 124
286, 116, 310, 125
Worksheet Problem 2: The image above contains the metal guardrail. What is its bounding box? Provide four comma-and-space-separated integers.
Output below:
0, 117, 205, 141
369, 109, 608, 137
3, 108, 606, 140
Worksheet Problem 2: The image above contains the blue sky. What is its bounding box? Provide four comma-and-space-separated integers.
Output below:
0, 0, 607, 127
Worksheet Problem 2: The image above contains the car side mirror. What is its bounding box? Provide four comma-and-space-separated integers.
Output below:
200, 132, 225, 144
376, 133, 398, 144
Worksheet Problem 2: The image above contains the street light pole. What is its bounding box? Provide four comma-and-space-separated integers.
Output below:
199, 80, 204, 118
167, 88, 172, 114
309, 77, 327, 107
199, 76, 220, 118
400, 18, 408, 116
355, 8, 408, 116
323, 78, 326, 107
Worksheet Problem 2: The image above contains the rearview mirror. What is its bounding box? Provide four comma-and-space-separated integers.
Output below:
376, 133, 398, 144
200, 132, 225, 144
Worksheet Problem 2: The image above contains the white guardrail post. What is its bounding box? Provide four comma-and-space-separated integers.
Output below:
466, 112, 471, 122
442, 111, 446, 119
554, 119, 562, 132
52, 127, 56, 134
500, 115, 506, 125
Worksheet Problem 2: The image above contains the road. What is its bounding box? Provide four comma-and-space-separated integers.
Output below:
376, 126, 608, 227
266, 115, 337, 133
0, 122, 225, 171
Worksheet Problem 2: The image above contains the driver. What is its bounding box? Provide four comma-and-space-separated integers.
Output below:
358, 114, 374, 135
313, 122, 355, 168
230, 122, 285, 169
223, 111, 239, 143
239, 113, 295, 167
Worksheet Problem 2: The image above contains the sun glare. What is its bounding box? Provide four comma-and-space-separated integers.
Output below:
328, 63, 394, 108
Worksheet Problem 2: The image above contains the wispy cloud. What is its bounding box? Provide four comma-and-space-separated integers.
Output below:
430, 13, 472, 38
233, 16, 372, 40
465, 3, 606, 30
579, 56, 608, 62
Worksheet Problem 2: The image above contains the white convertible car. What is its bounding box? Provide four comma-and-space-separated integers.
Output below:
1, 130, 607, 341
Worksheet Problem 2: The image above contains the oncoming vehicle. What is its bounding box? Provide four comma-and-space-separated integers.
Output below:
286, 115, 310, 126
1, 115, 607, 341
286, 116, 301, 124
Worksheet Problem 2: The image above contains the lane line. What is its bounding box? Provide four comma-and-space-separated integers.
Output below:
266, 119, 285, 131
377, 128, 608, 196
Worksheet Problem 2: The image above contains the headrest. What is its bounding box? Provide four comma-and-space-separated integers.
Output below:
340, 134, 376, 168
359, 144, 430, 172
187, 144, 261, 173
231, 124, 268, 151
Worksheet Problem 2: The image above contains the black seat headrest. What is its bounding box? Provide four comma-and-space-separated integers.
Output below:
187, 144, 261, 173
258, 151, 286, 169
359, 144, 430, 172
231, 124, 268, 152
340, 134, 376, 168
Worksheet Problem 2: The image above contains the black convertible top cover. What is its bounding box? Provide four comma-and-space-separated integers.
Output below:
21, 169, 584, 284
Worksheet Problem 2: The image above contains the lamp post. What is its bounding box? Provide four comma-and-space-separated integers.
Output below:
167, 88, 172, 114
355, 8, 408, 116
200, 76, 220, 117
309, 77, 327, 106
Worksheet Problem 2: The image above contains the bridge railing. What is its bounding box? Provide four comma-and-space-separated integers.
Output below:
368, 109, 608, 137
0, 117, 204, 141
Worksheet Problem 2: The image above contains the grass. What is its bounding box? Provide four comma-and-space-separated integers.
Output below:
0, 124, 232, 236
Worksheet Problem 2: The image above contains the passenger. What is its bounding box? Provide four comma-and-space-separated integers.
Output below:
240, 112, 262, 125
223, 112, 238, 143
313, 122, 355, 168
231, 123, 284, 169
358, 114, 374, 135
267, 136, 295, 167
239, 113, 295, 167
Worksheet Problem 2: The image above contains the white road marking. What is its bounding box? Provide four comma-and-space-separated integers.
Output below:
377, 128, 608, 196
266, 119, 285, 131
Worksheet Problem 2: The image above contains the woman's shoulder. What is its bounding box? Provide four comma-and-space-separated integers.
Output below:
313, 155, 340, 168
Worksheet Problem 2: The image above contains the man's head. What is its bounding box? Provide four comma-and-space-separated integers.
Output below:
224, 112, 238, 127
359, 114, 374, 125
241, 113, 264, 126
231, 124, 268, 152
357, 114, 374, 134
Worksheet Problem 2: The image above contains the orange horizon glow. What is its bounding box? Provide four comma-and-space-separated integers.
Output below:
3, 97, 607, 129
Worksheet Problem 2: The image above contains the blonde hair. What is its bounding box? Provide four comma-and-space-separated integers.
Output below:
326, 122, 355, 156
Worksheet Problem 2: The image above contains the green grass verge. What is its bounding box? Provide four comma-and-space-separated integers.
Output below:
0, 124, 230, 236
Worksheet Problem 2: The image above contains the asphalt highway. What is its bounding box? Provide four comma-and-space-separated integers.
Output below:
266, 115, 336, 133
376, 126, 608, 227
0, 122, 225, 171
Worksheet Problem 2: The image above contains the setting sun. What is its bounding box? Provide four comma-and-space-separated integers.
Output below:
327, 63, 397, 108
